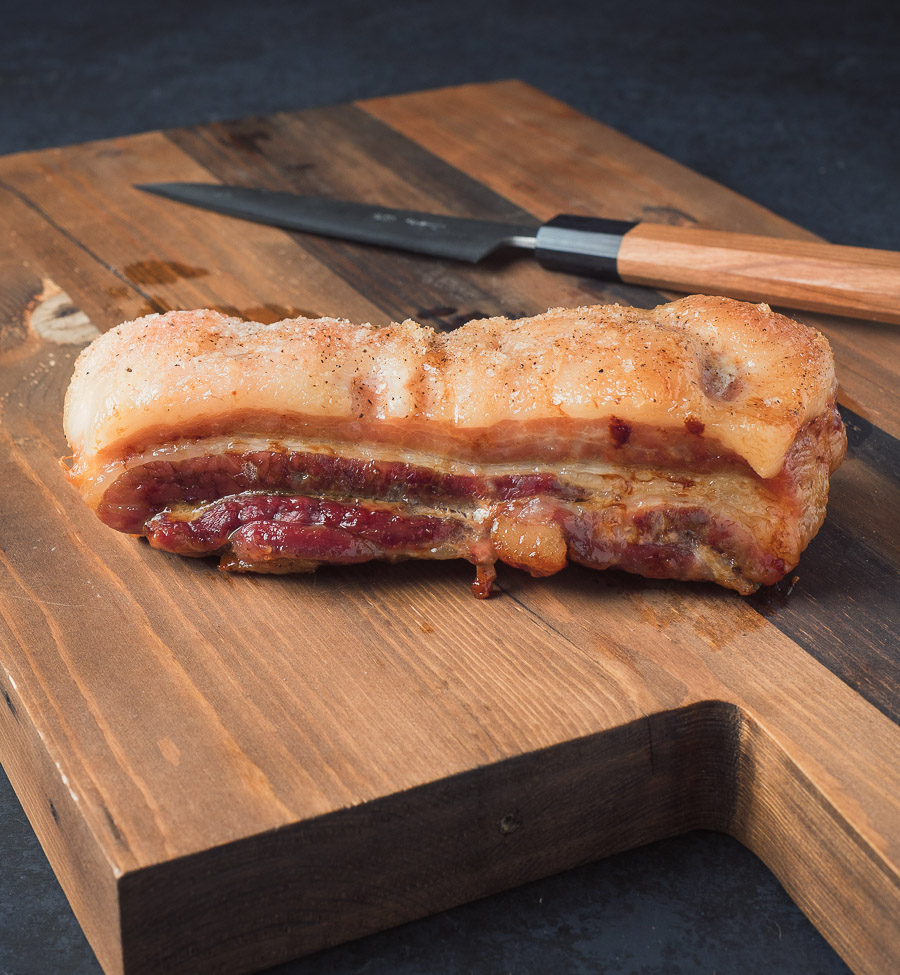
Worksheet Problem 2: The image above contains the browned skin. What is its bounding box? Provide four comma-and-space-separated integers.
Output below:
65, 297, 841, 488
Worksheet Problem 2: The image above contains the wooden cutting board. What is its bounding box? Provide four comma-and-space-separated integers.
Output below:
0, 80, 897, 975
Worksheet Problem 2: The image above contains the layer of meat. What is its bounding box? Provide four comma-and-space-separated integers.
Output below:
97, 448, 587, 535
104, 406, 843, 596
143, 490, 788, 597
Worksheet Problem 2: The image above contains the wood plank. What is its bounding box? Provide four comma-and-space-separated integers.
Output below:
0, 81, 897, 975
0, 133, 386, 332
495, 570, 900, 975
116, 703, 741, 975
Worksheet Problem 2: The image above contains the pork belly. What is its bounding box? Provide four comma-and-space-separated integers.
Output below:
63, 296, 846, 596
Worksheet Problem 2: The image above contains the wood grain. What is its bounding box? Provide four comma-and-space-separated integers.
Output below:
0, 80, 897, 975
617, 223, 900, 324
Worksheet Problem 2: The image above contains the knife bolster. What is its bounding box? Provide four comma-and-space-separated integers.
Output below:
534, 216, 636, 279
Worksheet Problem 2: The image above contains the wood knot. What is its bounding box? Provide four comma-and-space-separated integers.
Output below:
499, 813, 522, 835
26, 278, 100, 346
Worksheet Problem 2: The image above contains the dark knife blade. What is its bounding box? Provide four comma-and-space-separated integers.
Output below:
136, 182, 539, 263
135, 182, 900, 323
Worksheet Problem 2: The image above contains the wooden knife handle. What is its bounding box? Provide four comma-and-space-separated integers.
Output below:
617, 223, 900, 324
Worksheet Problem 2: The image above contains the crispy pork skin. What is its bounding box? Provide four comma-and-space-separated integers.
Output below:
63, 297, 846, 596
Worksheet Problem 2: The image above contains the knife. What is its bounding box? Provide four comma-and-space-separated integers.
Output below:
136, 182, 900, 324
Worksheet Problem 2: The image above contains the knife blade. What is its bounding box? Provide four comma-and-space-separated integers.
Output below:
137, 183, 540, 263
136, 182, 900, 324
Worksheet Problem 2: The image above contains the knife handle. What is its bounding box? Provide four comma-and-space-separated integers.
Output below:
618, 223, 900, 324
535, 216, 900, 324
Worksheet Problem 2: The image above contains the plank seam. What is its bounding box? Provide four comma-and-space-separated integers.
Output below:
0, 178, 167, 315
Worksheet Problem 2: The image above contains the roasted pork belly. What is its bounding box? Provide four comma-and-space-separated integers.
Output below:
63, 296, 846, 596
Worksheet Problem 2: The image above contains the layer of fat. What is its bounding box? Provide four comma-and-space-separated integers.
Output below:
64, 298, 839, 481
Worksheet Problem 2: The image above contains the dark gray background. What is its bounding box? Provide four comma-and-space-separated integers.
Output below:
3, 0, 895, 971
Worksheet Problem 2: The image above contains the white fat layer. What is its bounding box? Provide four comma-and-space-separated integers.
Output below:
64, 301, 838, 484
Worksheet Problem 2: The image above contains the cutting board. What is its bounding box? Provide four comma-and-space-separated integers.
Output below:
0, 80, 897, 975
